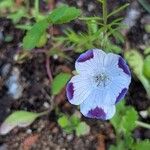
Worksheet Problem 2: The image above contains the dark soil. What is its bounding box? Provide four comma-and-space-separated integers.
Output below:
0, 0, 150, 150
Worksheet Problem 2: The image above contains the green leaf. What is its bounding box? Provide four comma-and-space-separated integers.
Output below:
48, 5, 81, 24
125, 50, 150, 98
144, 47, 150, 55
0, 111, 43, 135
125, 50, 143, 76
111, 101, 138, 133
76, 122, 90, 137
70, 115, 80, 126
52, 72, 71, 95
121, 107, 138, 132
145, 24, 150, 33
23, 19, 49, 50
143, 55, 150, 79
107, 3, 129, 18
58, 115, 70, 128
138, 0, 150, 14
133, 140, 150, 150
8, 8, 27, 23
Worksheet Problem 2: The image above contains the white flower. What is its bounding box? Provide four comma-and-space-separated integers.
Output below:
66, 49, 131, 120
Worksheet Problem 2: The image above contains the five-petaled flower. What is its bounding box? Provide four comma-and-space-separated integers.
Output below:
66, 49, 131, 120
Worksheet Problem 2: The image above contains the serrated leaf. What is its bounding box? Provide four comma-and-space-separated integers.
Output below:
23, 19, 49, 50
70, 115, 80, 126
111, 101, 138, 133
58, 115, 69, 128
48, 5, 81, 24
76, 122, 90, 137
133, 140, 150, 150
52, 72, 71, 95
121, 107, 138, 132
0, 111, 41, 135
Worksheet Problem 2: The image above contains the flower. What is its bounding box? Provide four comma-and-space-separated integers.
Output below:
66, 49, 131, 120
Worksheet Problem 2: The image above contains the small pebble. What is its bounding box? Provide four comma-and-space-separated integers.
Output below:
5, 67, 23, 99
26, 129, 32, 134
66, 134, 74, 142
139, 110, 148, 118
43, 102, 50, 109
1, 63, 11, 77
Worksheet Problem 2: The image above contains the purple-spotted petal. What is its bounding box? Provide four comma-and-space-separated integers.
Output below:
66, 74, 92, 105
115, 88, 127, 104
118, 57, 131, 76
75, 49, 106, 75
77, 50, 94, 62
80, 89, 116, 120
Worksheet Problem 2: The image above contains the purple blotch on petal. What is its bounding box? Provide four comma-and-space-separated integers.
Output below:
115, 88, 127, 104
77, 50, 94, 62
66, 82, 74, 100
88, 107, 106, 120
118, 57, 131, 76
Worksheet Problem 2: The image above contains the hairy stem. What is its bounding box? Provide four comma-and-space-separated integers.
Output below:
136, 121, 150, 129
102, 0, 107, 25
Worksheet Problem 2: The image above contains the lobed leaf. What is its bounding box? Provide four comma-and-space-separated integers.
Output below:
75, 122, 90, 137
23, 19, 49, 50
48, 5, 81, 24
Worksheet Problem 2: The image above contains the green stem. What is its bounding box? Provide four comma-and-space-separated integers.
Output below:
139, 75, 150, 99
35, 0, 39, 18
102, 0, 107, 25
37, 110, 49, 117
136, 121, 150, 129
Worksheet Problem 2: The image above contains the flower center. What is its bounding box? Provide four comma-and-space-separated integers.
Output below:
93, 73, 110, 88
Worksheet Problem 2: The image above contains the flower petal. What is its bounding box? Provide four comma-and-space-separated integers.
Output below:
105, 53, 131, 77
104, 53, 131, 104
80, 89, 116, 120
66, 75, 93, 105
75, 49, 106, 75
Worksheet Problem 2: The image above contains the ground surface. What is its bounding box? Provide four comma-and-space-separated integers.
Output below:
0, 0, 150, 150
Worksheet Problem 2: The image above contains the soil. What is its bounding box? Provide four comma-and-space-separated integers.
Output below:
0, 0, 150, 150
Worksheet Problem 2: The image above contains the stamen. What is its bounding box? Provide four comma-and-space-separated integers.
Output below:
94, 73, 110, 87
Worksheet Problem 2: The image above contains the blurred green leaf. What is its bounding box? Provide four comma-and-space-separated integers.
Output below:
0, 0, 13, 9
48, 4, 81, 24
145, 24, 150, 33
125, 50, 150, 98
143, 55, 150, 79
70, 115, 80, 126
133, 140, 150, 150
138, 0, 150, 14
23, 19, 49, 50
8, 8, 27, 23
125, 50, 143, 76
58, 115, 70, 128
121, 107, 138, 132
52, 72, 71, 95
144, 47, 150, 55
0, 111, 43, 135
76, 122, 90, 137
111, 101, 138, 133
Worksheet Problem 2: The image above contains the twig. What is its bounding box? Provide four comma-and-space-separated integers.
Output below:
46, 56, 53, 82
